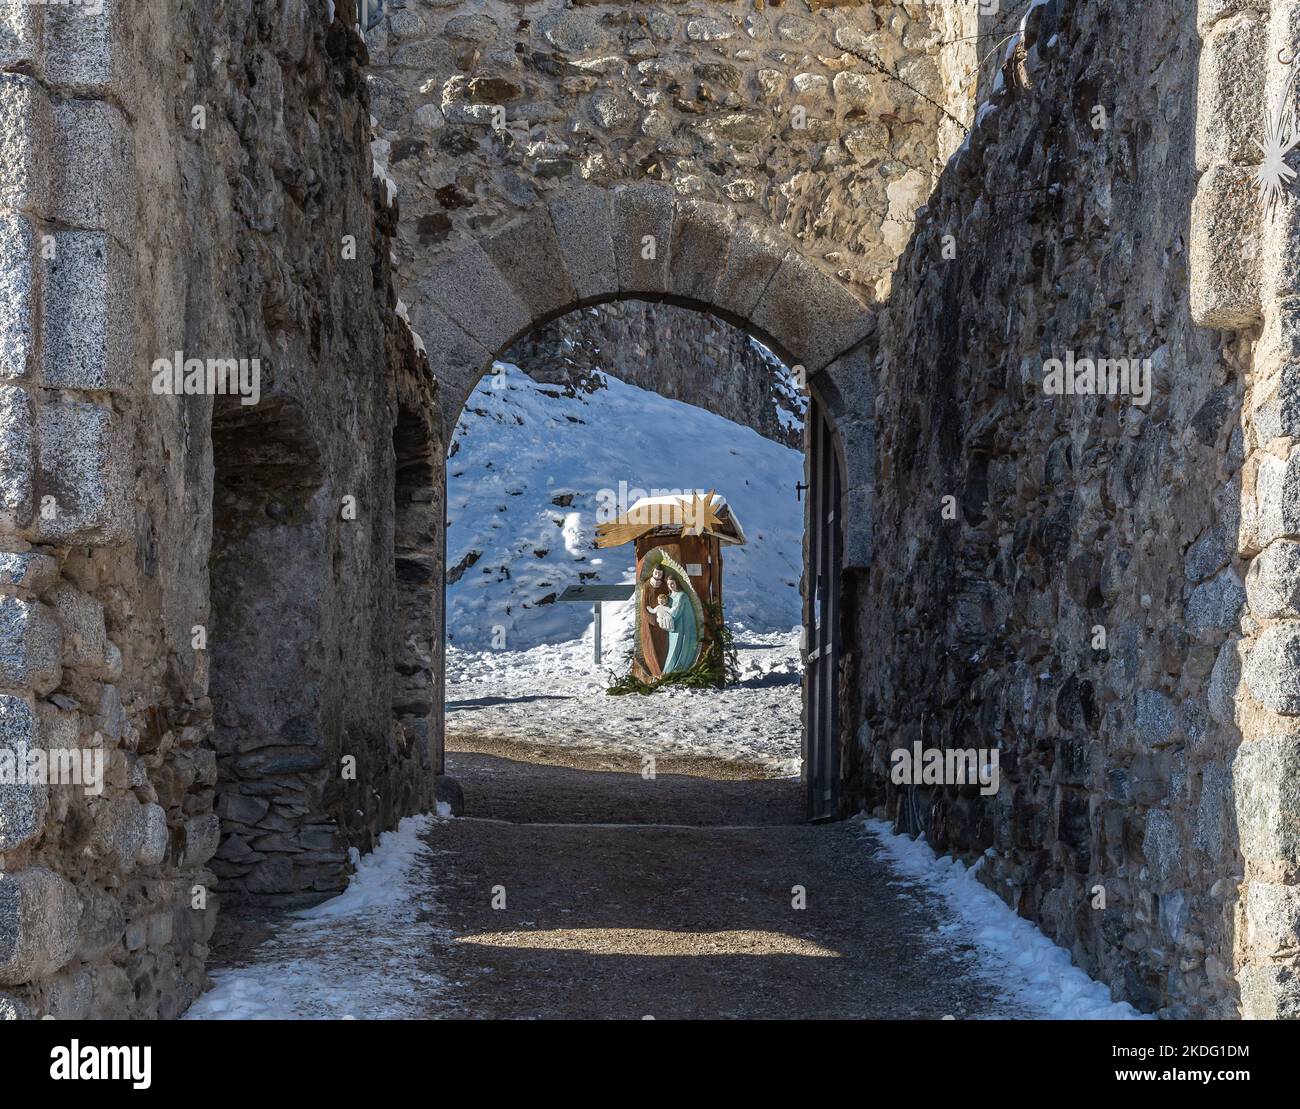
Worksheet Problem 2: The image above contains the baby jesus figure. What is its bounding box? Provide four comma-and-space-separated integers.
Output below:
647, 593, 673, 631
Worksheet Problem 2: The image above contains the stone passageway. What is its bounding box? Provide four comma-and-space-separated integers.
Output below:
5, 0, 1288, 1023
190, 729, 1136, 1020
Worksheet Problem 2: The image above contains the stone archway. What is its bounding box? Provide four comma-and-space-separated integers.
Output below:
409, 188, 879, 580
412, 186, 877, 809
409, 185, 874, 437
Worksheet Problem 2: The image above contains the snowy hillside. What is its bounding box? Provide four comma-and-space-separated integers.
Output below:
445, 362, 805, 654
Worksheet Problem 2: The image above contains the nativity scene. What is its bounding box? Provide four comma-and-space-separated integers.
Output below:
596, 491, 746, 686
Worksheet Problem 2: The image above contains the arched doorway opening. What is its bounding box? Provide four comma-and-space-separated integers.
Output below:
400, 188, 875, 818
207, 395, 344, 905
430, 284, 857, 821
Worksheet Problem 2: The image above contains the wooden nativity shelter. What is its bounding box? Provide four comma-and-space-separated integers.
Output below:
596, 490, 746, 682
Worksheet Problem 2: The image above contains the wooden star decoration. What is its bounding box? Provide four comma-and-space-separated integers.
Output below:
682, 489, 722, 537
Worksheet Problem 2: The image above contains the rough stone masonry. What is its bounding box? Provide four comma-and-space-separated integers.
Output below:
505, 302, 805, 447
1, 0, 1297, 1023
0, 0, 434, 1018
852, 0, 1300, 1020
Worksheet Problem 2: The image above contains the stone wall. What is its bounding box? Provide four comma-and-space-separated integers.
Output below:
367, 0, 975, 430
504, 301, 804, 447
844, 0, 1255, 1018
1193, 0, 1300, 1020
0, 0, 438, 1018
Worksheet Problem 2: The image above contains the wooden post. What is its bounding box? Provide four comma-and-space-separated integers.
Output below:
713, 536, 723, 612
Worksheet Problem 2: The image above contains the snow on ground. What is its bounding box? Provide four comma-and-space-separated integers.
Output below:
185, 816, 446, 1020
447, 625, 803, 775
862, 818, 1150, 1020
446, 362, 804, 652
445, 360, 806, 773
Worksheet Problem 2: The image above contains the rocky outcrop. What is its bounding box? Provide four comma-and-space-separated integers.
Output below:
504, 302, 804, 447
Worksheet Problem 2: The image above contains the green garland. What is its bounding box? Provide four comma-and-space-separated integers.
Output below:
606, 601, 739, 695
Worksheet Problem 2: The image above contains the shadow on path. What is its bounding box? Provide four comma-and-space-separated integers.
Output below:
429, 732, 1007, 1019
446, 694, 576, 711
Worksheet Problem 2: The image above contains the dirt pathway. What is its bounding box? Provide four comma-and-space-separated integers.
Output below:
427, 732, 1009, 1019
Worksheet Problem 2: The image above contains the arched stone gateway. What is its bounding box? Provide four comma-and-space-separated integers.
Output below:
411, 185, 873, 436
408, 183, 879, 813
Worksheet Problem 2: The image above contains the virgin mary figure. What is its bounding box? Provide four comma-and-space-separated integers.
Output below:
651, 575, 699, 673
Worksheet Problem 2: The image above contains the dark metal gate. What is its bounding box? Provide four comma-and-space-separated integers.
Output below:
804, 398, 843, 822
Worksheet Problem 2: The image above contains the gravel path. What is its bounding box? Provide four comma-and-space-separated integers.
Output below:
429, 733, 1010, 1020
197, 734, 1022, 1019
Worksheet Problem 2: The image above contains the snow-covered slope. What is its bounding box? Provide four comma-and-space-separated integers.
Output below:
446, 362, 805, 653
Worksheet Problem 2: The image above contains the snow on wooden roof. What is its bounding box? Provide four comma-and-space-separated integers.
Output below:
595, 490, 747, 548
